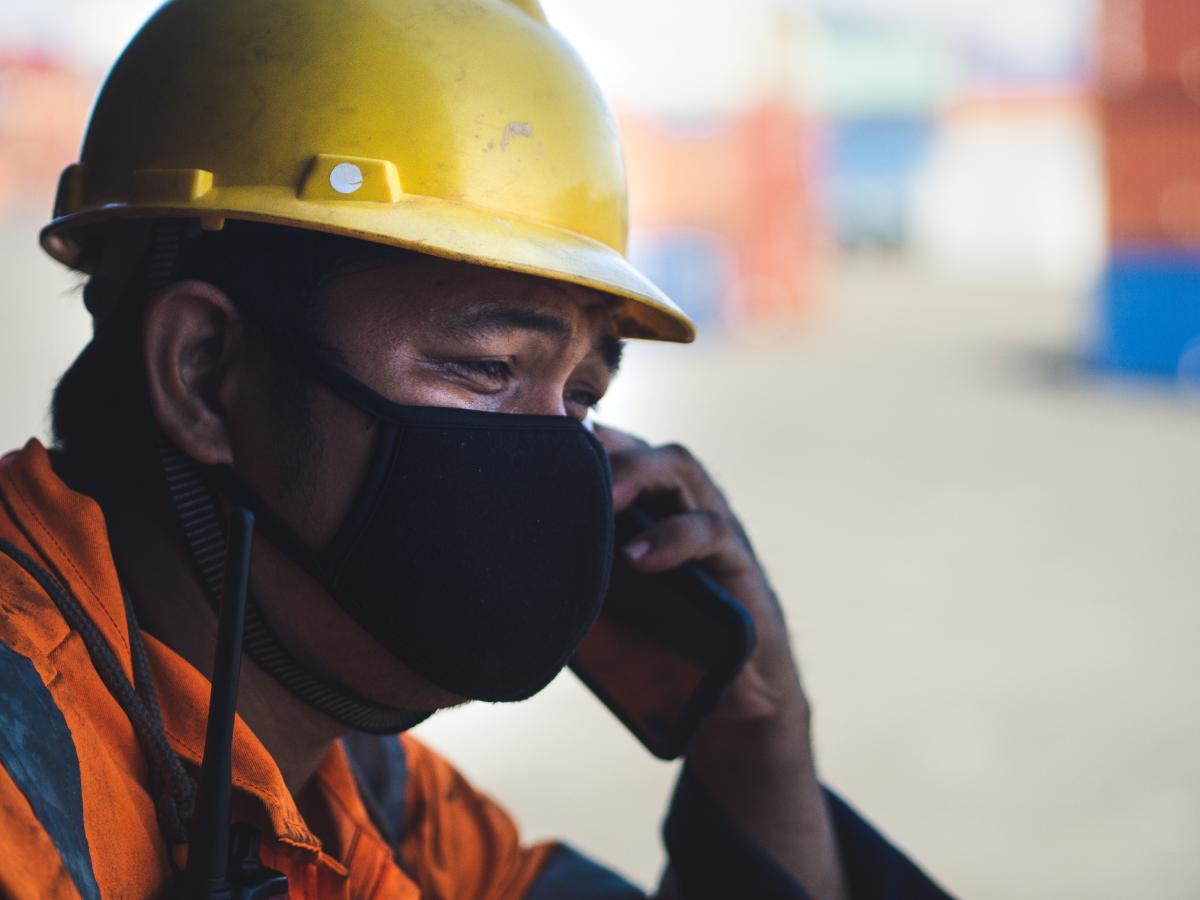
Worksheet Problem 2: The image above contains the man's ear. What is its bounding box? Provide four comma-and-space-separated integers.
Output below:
143, 280, 245, 466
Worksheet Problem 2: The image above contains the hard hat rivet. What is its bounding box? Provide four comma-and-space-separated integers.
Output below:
329, 162, 364, 195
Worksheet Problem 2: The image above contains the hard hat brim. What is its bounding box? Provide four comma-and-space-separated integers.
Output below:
41, 188, 696, 344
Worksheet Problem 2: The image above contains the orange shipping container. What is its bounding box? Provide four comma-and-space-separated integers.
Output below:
1102, 108, 1200, 246
619, 105, 815, 323
1099, 0, 1200, 98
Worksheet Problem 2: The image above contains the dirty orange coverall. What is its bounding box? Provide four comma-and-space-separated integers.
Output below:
0, 441, 625, 898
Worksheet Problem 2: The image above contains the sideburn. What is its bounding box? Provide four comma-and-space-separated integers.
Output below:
261, 344, 324, 506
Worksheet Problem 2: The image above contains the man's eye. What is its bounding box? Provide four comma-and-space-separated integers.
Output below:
567, 388, 601, 411
444, 359, 513, 382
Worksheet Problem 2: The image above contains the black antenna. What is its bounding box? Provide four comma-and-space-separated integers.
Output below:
186, 507, 287, 899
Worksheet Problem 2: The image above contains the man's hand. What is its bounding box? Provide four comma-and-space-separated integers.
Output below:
596, 424, 848, 900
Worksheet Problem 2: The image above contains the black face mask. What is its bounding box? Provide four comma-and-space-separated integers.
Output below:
232, 349, 615, 703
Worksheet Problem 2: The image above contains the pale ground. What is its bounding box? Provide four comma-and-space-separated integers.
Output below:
3, 215, 1198, 898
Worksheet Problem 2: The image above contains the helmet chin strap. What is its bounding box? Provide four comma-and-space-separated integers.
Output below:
158, 416, 431, 736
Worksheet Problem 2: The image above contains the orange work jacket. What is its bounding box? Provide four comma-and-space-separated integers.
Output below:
0, 440, 618, 899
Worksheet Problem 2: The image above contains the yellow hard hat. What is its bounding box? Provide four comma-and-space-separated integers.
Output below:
41, 0, 694, 343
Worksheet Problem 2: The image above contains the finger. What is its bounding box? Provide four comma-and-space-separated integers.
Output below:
591, 422, 647, 454
622, 508, 745, 575
609, 442, 724, 513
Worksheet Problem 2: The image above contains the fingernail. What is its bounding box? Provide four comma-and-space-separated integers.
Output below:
625, 540, 651, 561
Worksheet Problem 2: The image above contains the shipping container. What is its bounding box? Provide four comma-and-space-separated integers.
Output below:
1090, 246, 1200, 376
1098, 0, 1200, 98
619, 105, 815, 324
1101, 107, 1200, 246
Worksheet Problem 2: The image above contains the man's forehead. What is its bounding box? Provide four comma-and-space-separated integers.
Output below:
327, 252, 626, 372
340, 251, 615, 318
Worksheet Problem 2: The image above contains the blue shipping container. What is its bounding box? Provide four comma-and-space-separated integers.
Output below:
1091, 247, 1200, 378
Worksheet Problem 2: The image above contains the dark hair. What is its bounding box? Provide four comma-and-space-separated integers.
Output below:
51, 220, 407, 494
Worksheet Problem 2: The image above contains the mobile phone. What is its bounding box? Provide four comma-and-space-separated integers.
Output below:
569, 503, 757, 760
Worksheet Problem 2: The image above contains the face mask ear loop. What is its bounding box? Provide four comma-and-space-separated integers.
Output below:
262, 335, 399, 422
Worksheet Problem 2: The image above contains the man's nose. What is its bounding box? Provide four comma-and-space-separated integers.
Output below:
514, 384, 570, 418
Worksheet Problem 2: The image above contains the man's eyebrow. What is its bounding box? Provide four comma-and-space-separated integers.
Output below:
442, 303, 573, 341
439, 301, 626, 375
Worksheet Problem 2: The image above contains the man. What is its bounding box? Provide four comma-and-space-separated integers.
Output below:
0, 0, 951, 896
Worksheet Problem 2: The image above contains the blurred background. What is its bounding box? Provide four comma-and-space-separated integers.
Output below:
2, 1, 1199, 897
